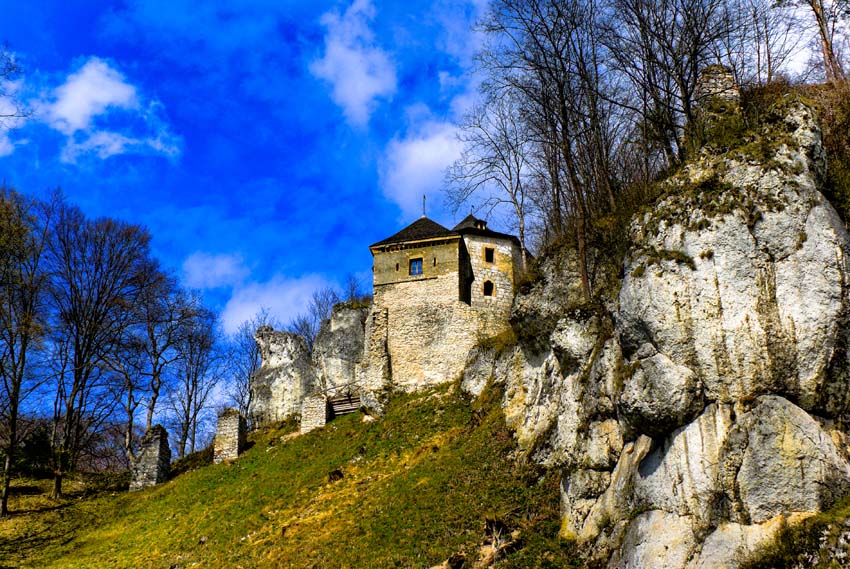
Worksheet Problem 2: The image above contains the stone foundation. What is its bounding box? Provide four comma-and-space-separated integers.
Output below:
213, 408, 247, 464
300, 395, 329, 433
130, 425, 171, 491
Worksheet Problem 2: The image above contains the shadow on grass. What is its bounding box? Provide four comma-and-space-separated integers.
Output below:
0, 503, 80, 562
7, 485, 42, 496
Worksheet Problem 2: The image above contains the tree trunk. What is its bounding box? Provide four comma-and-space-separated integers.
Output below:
146, 379, 159, 432
1, 451, 12, 516
52, 471, 63, 499
810, 0, 845, 81
0, 377, 20, 516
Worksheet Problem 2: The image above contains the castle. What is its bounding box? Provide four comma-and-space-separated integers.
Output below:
249, 214, 524, 427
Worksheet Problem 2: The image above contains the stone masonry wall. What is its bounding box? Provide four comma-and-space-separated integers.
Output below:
357, 306, 390, 394
213, 409, 247, 464
301, 395, 329, 433
364, 234, 520, 392
371, 272, 491, 390
130, 425, 171, 491
696, 64, 739, 104
463, 234, 518, 318
372, 238, 461, 288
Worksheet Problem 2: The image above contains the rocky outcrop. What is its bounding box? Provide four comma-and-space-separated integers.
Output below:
474, 89, 850, 568
313, 304, 368, 395
249, 326, 317, 426
250, 305, 376, 427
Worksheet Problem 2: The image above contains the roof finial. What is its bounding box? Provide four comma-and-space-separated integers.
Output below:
422, 194, 426, 218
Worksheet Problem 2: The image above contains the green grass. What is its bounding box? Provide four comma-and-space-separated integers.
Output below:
0, 385, 578, 568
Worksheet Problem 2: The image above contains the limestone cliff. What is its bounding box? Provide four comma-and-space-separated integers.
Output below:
246, 87, 850, 567
249, 326, 316, 425
467, 93, 850, 568
312, 304, 368, 395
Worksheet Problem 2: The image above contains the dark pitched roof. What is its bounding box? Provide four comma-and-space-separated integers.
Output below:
370, 217, 457, 248
451, 214, 481, 231
452, 214, 521, 246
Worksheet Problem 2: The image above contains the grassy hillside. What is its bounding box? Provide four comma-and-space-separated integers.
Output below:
0, 385, 578, 568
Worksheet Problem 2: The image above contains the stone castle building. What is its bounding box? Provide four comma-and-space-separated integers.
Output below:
249, 213, 524, 425
362, 214, 524, 390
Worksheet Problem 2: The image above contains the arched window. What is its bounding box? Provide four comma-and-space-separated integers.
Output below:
483, 280, 495, 297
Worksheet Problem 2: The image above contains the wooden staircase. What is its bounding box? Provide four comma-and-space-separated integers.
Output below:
328, 393, 361, 417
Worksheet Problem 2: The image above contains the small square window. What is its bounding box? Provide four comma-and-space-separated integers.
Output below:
484, 247, 495, 263
409, 258, 423, 276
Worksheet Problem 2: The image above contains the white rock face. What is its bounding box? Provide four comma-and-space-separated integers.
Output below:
249, 326, 317, 425
619, 101, 850, 415
495, 96, 850, 568
312, 305, 368, 394
607, 510, 697, 569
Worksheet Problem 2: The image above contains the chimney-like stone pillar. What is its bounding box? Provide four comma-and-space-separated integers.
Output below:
214, 408, 247, 464
696, 64, 740, 106
130, 425, 171, 491
300, 395, 329, 433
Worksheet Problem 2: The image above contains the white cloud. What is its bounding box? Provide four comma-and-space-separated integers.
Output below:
380, 117, 462, 218
42, 57, 181, 163
0, 78, 27, 156
0, 131, 15, 157
310, 0, 396, 127
47, 58, 138, 134
182, 252, 249, 290
220, 274, 332, 335
432, 0, 488, 65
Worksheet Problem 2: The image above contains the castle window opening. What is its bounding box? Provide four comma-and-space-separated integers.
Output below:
483, 280, 494, 296
396, 262, 399, 271
409, 258, 423, 276
433, 257, 436, 266
484, 247, 495, 263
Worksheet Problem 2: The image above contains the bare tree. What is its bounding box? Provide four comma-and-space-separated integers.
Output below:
0, 45, 28, 128
106, 264, 192, 463
602, 0, 737, 164
136, 271, 195, 433
167, 301, 220, 458
46, 202, 150, 498
478, 0, 625, 299
225, 308, 278, 420
446, 91, 535, 267
286, 286, 340, 350
775, 0, 847, 81
106, 331, 146, 465
724, 0, 803, 84
343, 273, 369, 304
0, 188, 54, 516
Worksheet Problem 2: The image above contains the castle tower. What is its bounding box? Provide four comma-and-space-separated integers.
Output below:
364, 214, 523, 390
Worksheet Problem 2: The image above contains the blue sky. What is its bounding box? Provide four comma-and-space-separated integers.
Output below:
0, 0, 490, 332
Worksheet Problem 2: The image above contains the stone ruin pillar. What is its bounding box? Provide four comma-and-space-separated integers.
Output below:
300, 395, 329, 434
696, 64, 740, 106
213, 408, 247, 464
129, 425, 171, 491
